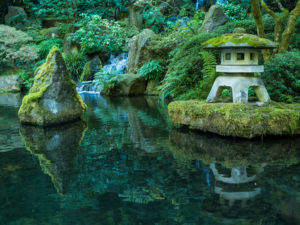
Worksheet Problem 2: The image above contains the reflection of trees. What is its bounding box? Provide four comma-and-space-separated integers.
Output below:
20, 121, 87, 195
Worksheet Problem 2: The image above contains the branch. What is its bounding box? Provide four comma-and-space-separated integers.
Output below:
276, 0, 285, 12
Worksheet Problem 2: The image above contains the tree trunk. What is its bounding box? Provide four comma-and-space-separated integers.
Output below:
279, 0, 300, 53
251, 0, 271, 61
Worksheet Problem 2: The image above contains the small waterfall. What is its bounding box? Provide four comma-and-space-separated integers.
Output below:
76, 81, 102, 94
102, 53, 128, 75
77, 53, 128, 94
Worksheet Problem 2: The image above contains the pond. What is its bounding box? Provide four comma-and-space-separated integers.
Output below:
0, 93, 299, 225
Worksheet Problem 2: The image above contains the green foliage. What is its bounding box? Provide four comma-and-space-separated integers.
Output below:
218, 2, 248, 21
64, 52, 88, 81
138, 60, 165, 81
36, 38, 63, 59
19, 70, 34, 90
0, 25, 39, 68
159, 33, 218, 100
70, 14, 127, 55
95, 72, 118, 89
262, 50, 300, 103
143, 7, 165, 33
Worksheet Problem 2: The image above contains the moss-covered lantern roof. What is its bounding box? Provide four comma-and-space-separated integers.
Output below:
202, 33, 278, 49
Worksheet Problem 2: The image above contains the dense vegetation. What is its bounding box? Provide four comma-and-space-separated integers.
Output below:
0, 0, 299, 102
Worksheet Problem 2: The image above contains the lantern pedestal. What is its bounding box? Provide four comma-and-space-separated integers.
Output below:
206, 75, 270, 105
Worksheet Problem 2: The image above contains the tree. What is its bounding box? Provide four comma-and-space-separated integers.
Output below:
0, 25, 38, 68
251, 0, 300, 60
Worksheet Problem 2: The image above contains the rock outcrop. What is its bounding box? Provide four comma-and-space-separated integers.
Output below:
18, 46, 86, 126
5, 6, 27, 27
200, 5, 228, 33
101, 74, 146, 96
80, 56, 102, 81
0, 71, 23, 93
168, 101, 300, 139
127, 29, 157, 73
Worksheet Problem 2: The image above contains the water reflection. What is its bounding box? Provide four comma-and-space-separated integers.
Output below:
20, 121, 87, 194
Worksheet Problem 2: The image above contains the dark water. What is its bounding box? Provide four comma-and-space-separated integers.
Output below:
0, 93, 299, 225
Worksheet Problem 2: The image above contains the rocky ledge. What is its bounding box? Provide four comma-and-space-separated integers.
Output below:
168, 101, 300, 139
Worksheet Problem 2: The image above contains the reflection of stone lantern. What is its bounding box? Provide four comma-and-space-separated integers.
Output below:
203, 33, 277, 105
210, 163, 265, 207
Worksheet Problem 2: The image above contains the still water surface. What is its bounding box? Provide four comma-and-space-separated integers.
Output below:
0, 93, 299, 225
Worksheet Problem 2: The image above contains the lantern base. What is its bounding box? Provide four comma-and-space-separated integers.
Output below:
206, 75, 270, 105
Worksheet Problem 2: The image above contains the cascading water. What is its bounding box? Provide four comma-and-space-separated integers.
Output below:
76, 53, 128, 94
195, 0, 227, 10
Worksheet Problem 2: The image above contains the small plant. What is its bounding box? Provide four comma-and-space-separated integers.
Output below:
138, 60, 165, 81
143, 7, 165, 33
64, 52, 88, 81
19, 71, 34, 91
36, 38, 63, 59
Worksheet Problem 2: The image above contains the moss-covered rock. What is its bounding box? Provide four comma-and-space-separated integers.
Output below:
0, 70, 23, 93
39, 27, 61, 38
168, 101, 300, 139
80, 56, 102, 81
126, 29, 158, 73
202, 33, 277, 49
18, 46, 87, 126
20, 121, 87, 194
200, 5, 228, 33
101, 73, 146, 96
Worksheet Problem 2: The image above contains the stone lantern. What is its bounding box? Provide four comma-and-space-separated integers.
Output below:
202, 32, 277, 105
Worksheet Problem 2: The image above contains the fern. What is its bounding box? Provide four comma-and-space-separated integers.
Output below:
199, 51, 218, 98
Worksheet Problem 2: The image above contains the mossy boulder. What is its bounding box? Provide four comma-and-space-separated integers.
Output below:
0, 70, 23, 93
80, 56, 102, 81
18, 46, 87, 126
168, 101, 300, 139
101, 74, 146, 96
39, 27, 61, 39
127, 29, 158, 73
200, 5, 228, 33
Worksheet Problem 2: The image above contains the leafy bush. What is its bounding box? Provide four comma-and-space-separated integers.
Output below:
159, 33, 218, 100
0, 25, 38, 68
19, 70, 34, 91
138, 60, 166, 81
143, 7, 165, 33
36, 38, 63, 59
70, 14, 127, 55
262, 50, 300, 103
64, 52, 88, 81
218, 2, 248, 21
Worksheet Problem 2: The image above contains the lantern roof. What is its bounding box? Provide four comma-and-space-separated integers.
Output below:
202, 33, 278, 49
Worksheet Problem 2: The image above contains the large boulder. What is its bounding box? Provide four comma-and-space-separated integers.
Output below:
127, 29, 157, 74
168, 101, 300, 139
200, 5, 228, 33
63, 33, 80, 55
80, 56, 102, 81
128, 1, 146, 29
5, 6, 28, 28
18, 46, 87, 126
101, 74, 146, 96
0, 70, 23, 93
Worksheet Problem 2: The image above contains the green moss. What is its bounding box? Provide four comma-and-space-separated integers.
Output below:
202, 33, 277, 48
168, 101, 300, 138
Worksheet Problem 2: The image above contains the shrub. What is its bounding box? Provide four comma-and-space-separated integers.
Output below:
159, 33, 219, 100
138, 60, 166, 81
36, 38, 63, 59
262, 50, 300, 103
143, 7, 165, 33
218, 2, 248, 21
70, 14, 127, 55
64, 52, 88, 81
0, 25, 39, 68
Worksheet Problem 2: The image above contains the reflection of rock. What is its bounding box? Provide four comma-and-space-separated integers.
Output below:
169, 129, 300, 167
0, 93, 22, 107
18, 46, 86, 126
20, 121, 87, 194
